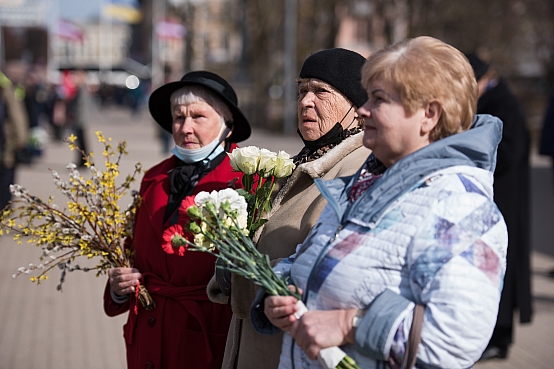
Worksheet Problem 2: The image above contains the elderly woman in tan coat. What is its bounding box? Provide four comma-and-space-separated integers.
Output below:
207, 48, 371, 369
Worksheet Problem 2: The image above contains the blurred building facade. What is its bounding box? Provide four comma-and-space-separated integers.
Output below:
1, 0, 551, 139
162, 0, 243, 82
56, 21, 131, 71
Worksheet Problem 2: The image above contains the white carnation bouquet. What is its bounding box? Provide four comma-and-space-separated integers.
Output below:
166, 147, 360, 369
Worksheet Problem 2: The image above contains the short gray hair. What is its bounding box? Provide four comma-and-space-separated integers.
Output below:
170, 85, 233, 124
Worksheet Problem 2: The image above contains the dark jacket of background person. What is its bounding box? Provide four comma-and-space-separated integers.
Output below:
0, 74, 28, 209
66, 75, 90, 167
539, 90, 554, 166
477, 76, 533, 347
539, 90, 554, 278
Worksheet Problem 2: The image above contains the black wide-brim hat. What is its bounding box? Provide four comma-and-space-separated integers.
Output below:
148, 71, 251, 143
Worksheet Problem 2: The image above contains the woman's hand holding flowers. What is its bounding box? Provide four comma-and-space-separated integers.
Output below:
108, 267, 142, 296
186, 190, 361, 368
264, 294, 300, 332
290, 308, 359, 360
265, 285, 359, 360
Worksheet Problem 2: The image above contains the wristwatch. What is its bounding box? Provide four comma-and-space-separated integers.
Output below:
352, 309, 364, 328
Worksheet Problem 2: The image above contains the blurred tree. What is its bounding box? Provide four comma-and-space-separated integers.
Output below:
243, 0, 345, 131
407, 0, 554, 83
406, 0, 554, 131
226, 0, 554, 132
524, 0, 554, 86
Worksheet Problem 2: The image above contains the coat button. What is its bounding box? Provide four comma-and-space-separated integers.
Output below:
145, 362, 155, 369
147, 317, 156, 327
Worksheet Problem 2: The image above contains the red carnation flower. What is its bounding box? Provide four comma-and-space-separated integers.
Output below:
162, 224, 188, 256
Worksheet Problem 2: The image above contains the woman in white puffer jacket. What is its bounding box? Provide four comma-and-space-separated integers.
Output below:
251, 36, 508, 369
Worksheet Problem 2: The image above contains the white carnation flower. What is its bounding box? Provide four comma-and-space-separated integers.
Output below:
194, 191, 213, 207
194, 233, 205, 246
217, 188, 248, 218
217, 188, 239, 206
207, 190, 221, 209
236, 214, 248, 232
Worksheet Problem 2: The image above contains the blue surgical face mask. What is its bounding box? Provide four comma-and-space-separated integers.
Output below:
172, 122, 228, 164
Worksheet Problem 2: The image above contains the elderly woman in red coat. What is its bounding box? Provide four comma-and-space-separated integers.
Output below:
103, 71, 251, 369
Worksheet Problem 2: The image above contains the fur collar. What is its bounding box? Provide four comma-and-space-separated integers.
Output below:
252, 132, 364, 243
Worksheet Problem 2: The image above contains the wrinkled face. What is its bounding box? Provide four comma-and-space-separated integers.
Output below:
357, 79, 430, 167
171, 100, 224, 150
297, 79, 353, 141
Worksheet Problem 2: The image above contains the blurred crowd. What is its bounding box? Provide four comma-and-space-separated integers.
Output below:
2, 66, 149, 154
0, 65, 150, 208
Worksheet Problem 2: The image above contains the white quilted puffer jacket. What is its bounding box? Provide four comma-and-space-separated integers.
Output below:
251, 115, 508, 369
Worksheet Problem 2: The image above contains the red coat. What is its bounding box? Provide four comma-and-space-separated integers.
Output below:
104, 146, 243, 369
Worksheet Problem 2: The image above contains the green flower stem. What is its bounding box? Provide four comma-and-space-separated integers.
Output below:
242, 174, 253, 196
339, 356, 361, 369
187, 206, 301, 299
185, 201, 365, 368
259, 178, 276, 218
248, 175, 265, 229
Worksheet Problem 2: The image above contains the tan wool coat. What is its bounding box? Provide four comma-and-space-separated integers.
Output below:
207, 132, 370, 369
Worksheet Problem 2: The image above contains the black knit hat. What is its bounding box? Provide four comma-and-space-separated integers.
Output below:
465, 53, 490, 81
148, 71, 251, 143
299, 48, 368, 108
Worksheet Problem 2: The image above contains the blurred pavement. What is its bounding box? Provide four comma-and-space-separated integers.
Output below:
0, 106, 553, 368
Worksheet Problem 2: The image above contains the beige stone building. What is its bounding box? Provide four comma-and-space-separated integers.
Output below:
56, 21, 132, 71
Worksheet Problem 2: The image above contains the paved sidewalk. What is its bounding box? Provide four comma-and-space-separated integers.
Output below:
0, 106, 553, 368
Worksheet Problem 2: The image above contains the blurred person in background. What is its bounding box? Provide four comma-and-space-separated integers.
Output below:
465, 52, 532, 360
23, 68, 45, 129
128, 78, 145, 117
66, 70, 90, 167
104, 71, 251, 369
48, 70, 78, 143
97, 82, 115, 107
23, 68, 49, 158
0, 71, 28, 209
44, 82, 64, 142
539, 89, 554, 278
207, 48, 370, 369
